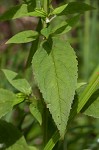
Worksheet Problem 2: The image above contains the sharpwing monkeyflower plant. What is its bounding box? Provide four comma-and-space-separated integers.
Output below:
0, 1, 98, 150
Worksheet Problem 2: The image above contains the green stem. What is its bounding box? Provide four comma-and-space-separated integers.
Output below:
42, 107, 48, 146
43, 0, 49, 14
42, 1, 49, 146
83, 0, 90, 80
42, 0, 49, 28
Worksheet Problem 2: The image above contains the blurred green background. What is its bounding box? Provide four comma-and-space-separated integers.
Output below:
0, 0, 99, 149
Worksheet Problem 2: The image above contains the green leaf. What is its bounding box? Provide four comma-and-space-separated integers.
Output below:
2, 69, 32, 95
69, 65, 99, 122
52, 4, 68, 15
32, 37, 78, 137
76, 66, 99, 118
51, 21, 71, 36
41, 22, 71, 38
77, 82, 87, 89
27, 8, 47, 18
77, 65, 99, 113
82, 89, 99, 118
29, 99, 43, 125
0, 120, 38, 150
0, 2, 46, 21
41, 15, 80, 38
0, 89, 24, 118
66, 15, 80, 27
0, 1, 38, 21
6, 30, 39, 44
41, 27, 51, 39
52, 2, 94, 16
0, 4, 29, 21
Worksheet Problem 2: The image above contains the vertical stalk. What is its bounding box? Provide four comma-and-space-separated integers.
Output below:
42, 0, 49, 147
42, 107, 48, 146
83, 0, 90, 80
43, 0, 49, 14
42, 0, 49, 28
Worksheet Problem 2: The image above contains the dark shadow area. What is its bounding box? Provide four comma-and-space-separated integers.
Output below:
0, 119, 22, 149
42, 36, 53, 54
27, 1, 36, 12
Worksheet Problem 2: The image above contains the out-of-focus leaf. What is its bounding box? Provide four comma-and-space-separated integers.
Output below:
2, 69, 32, 95
0, 2, 46, 21
0, 89, 24, 118
0, 4, 29, 21
0, 120, 38, 150
52, 2, 94, 16
82, 89, 99, 118
27, 8, 47, 18
52, 4, 68, 15
66, 15, 80, 27
69, 66, 99, 121
6, 30, 38, 44
77, 82, 87, 89
77, 65, 99, 113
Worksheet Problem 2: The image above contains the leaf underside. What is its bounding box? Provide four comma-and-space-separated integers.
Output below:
32, 37, 78, 137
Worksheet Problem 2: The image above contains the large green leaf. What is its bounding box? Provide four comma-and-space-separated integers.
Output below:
6, 30, 38, 44
0, 89, 24, 118
52, 2, 94, 16
32, 37, 78, 137
44, 67, 99, 149
2, 69, 32, 95
0, 120, 38, 150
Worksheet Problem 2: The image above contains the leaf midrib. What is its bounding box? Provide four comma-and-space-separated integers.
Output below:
51, 50, 62, 126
